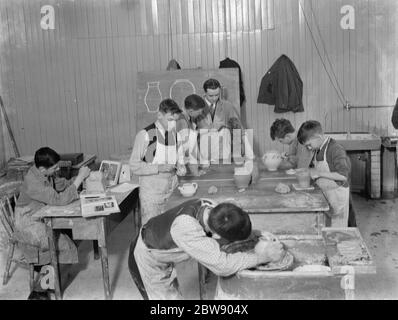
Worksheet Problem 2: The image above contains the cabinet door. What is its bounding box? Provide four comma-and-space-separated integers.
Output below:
348, 152, 367, 192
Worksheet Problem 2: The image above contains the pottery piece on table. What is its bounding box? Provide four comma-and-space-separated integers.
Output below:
178, 182, 198, 197
295, 168, 311, 188
275, 182, 291, 194
262, 150, 282, 171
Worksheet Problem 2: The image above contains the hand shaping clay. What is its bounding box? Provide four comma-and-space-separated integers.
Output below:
275, 182, 291, 194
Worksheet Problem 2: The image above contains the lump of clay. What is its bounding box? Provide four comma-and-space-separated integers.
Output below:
208, 185, 218, 194
275, 182, 291, 194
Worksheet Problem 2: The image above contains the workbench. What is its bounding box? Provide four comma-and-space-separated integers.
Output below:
166, 164, 330, 235
33, 183, 140, 300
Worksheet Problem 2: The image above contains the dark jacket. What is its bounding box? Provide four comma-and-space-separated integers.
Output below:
257, 55, 304, 113
391, 97, 398, 129
219, 57, 246, 107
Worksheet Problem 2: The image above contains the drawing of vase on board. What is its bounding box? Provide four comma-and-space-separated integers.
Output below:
169, 79, 196, 111
144, 82, 162, 113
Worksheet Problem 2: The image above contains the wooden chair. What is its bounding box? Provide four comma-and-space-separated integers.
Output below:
0, 192, 41, 290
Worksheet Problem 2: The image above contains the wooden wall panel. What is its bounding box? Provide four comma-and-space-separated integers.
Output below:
0, 0, 397, 161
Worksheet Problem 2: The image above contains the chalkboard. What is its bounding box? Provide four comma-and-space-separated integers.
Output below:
136, 69, 240, 129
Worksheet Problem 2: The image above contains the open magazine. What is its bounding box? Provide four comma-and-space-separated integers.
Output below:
80, 194, 120, 218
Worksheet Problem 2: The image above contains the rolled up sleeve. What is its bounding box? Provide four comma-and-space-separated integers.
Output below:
170, 215, 259, 276
129, 130, 159, 176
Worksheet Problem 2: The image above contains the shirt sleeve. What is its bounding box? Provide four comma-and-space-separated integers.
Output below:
170, 215, 260, 277
25, 175, 79, 206
327, 142, 351, 185
287, 139, 299, 168
129, 130, 159, 176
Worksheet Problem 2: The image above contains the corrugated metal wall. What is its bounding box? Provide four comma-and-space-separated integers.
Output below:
0, 0, 397, 160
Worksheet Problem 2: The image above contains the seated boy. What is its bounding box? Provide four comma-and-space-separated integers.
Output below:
297, 121, 351, 227
15, 147, 90, 299
270, 118, 313, 169
128, 199, 284, 300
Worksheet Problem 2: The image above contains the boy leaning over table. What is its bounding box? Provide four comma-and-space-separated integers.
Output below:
270, 118, 314, 169
128, 198, 284, 300
14, 147, 90, 299
297, 120, 351, 227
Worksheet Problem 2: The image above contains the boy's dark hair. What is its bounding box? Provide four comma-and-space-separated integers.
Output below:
297, 120, 323, 144
270, 119, 295, 140
203, 78, 221, 92
184, 94, 206, 111
158, 99, 182, 115
208, 203, 252, 242
34, 147, 60, 168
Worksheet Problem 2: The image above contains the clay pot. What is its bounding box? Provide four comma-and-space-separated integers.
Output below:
234, 174, 251, 189
295, 168, 311, 188
262, 151, 282, 171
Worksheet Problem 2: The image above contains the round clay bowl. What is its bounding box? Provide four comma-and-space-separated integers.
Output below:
262, 151, 282, 171
234, 174, 251, 189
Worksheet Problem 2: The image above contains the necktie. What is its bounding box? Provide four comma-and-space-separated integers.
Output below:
210, 103, 216, 121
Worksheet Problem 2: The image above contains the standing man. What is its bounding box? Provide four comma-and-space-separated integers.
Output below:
199, 78, 248, 164
297, 120, 351, 227
270, 118, 314, 169
129, 99, 186, 224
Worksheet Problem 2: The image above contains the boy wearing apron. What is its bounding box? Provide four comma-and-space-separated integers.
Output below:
129, 99, 186, 224
297, 121, 351, 227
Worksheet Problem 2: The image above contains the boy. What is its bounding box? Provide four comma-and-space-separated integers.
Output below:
270, 118, 313, 169
15, 147, 90, 299
129, 99, 187, 224
297, 120, 351, 227
128, 199, 284, 300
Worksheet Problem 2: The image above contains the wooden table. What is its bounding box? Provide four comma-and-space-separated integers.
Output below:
33, 183, 140, 300
167, 164, 330, 235
166, 164, 330, 299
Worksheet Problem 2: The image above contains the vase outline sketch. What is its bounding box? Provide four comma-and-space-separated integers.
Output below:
144, 81, 163, 113
169, 79, 196, 110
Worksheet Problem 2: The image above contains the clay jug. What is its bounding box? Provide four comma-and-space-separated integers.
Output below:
295, 168, 311, 188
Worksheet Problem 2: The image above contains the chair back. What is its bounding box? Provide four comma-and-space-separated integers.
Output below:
0, 193, 18, 239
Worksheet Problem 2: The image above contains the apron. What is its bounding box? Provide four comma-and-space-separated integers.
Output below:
314, 137, 349, 227
139, 128, 178, 224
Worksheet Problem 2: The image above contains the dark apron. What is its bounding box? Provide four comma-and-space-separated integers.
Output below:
128, 231, 149, 300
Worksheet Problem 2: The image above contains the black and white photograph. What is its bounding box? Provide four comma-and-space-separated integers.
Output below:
0, 0, 397, 306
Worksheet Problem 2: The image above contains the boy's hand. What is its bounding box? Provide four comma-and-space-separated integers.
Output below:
309, 168, 320, 179
254, 239, 284, 264
78, 166, 91, 179
176, 164, 187, 176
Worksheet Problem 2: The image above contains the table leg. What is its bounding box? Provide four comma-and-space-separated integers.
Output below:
134, 198, 141, 235
98, 218, 111, 300
93, 241, 100, 260
46, 218, 62, 300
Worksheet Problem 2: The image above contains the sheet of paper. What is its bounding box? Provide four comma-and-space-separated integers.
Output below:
109, 182, 139, 193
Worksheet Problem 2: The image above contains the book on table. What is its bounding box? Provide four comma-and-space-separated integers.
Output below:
80, 192, 120, 218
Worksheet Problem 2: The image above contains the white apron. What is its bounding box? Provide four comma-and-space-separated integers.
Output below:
139, 129, 178, 224
314, 137, 349, 227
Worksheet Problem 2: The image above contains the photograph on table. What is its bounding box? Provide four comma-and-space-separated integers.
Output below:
99, 160, 122, 187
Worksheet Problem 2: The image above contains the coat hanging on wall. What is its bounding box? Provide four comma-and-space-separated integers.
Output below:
391, 97, 398, 129
219, 57, 246, 107
257, 55, 304, 113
